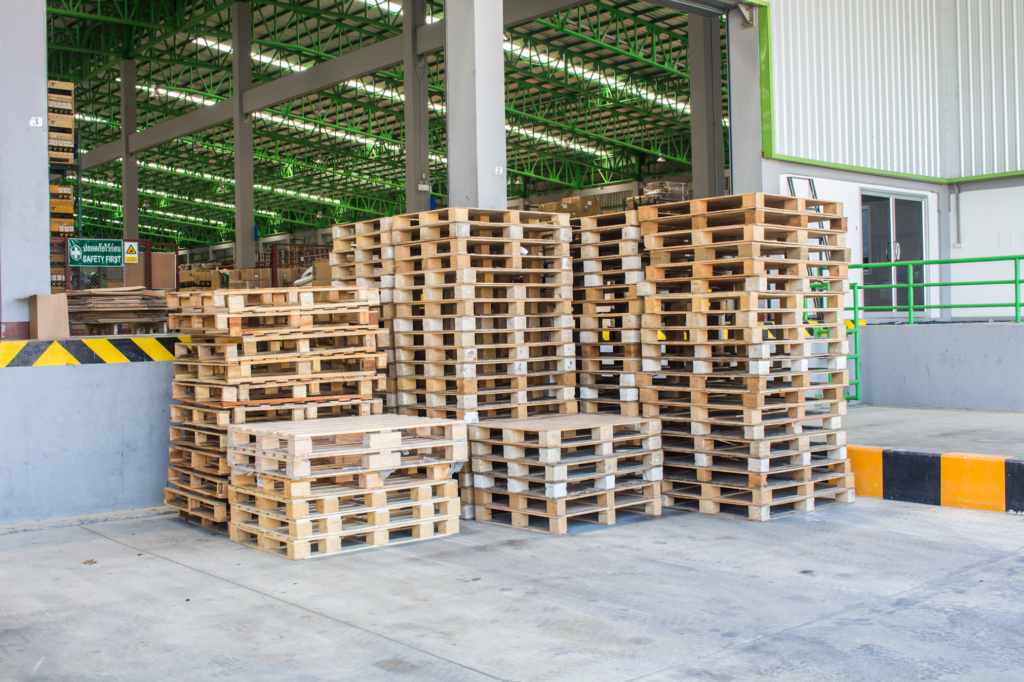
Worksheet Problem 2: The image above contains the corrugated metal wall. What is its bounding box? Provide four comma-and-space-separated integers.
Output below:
956, 0, 1024, 176
770, 0, 942, 178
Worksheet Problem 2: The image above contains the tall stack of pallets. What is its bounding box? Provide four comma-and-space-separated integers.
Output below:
469, 414, 663, 534
226, 415, 464, 559
572, 210, 645, 417
389, 207, 578, 518
637, 193, 854, 521
46, 80, 75, 165
331, 218, 396, 410
164, 286, 387, 532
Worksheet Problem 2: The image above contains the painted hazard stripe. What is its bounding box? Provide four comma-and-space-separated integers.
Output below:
0, 336, 189, 367
848, 445, 1023, 515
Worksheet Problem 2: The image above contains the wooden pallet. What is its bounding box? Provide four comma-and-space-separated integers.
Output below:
230, 459, 458, 497
398, 398, 578, 423
230, 478, 457, 519
474, 482, 661, 534
167, 465, 229, 499
637, 192, 842, 221
164, 487, 229, 523
171, 376, 382, 406
229, 514, 460, 559
167, 286, 372, 313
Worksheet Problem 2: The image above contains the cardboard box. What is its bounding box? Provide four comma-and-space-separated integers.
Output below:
20, 294, 69, 339
47, 94, 74, 115
538, 201, 579, 217
48, 112, 75, 131
50, 199, 75, 215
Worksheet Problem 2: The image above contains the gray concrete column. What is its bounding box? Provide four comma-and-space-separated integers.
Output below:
120, 59, 139, 240
443, 0, 507, 209
0, 0, 50, 339
233, 2, 256, 269
725, 8, 762, 194
404, 0, 432, 212
689, 14, 726, 199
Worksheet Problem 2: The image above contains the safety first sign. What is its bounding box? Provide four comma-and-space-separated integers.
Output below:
124, 241, 139, 264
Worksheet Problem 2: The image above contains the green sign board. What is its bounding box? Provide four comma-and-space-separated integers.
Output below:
68, 238, 123, 267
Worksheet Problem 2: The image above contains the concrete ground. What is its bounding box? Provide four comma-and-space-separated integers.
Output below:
1, 499, 1022, 681
846, 404, 1024, 457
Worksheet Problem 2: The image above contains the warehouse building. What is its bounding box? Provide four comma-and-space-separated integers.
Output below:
0, 1, 1021, 679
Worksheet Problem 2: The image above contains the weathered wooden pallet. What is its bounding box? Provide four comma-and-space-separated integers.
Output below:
642, 403, 845, 437
637, 193, 842, 220
230, 495, 459, 540
229, 478, 457, 519
171, 376, 381, 406
171, 424, 228, 452
398, 398, 578, 423
167, 286, 372, 313
395, 298, 572, 320
663, 449, 848, 476
389, 208, 570, 242
167, 465, 229, 499
578, 398, 642, 417
171, 353, 386, 385
169, 308, 375, 336
174, 329, 385, 361
170, 399, 384, 428
643, 256, 850, 284
229, 514, 460, 560
661, 466, 854, 521
468, 413, 659, 455
164, 486, 229, 523
471, 452, 661, 498
230, 459, 457, 497
169, 445, 230, 476
397, 383, 576, 412
395, 236, 570, 263
657, 425, 846, 459
474, 482, 661, 535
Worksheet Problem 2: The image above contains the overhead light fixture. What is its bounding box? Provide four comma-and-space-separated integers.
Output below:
143, 199, 151, 208
503, 31, 511, 40
657, 154, 666, 162
316, 211, 323, 219
316, 154, 324, 164
314, 101, 327, 116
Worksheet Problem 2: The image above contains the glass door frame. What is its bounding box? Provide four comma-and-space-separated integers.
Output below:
859, 190, 930, 321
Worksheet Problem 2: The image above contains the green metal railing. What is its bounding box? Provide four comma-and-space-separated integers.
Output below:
842, 255, 1024, 400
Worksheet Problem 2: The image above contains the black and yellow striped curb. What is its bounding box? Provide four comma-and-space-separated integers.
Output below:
849, 446, 1023, 514
0, 336, 189, 367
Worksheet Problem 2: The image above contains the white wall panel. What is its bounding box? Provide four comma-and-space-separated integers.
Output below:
956, 0, 1024, 176
770, 0, 942, 177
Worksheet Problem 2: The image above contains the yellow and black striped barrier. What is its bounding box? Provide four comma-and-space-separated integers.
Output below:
0, 336, 188, 367
849, 446, 1023, 514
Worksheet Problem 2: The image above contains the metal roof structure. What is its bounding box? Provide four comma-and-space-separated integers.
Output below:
46, 1, 728, 247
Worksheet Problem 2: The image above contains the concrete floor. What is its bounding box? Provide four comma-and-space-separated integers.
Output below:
846, 404, 1024, 457
1, 499, 1022, 681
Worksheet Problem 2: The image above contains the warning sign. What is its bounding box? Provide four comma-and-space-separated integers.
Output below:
124, 241, 139, 264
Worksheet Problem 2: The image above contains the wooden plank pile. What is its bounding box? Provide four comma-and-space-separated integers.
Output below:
389, 208, 578, 519
164, 286, 387, 533
637, 193, 854, 521
331, 218, 396, 410
572, 210, 645, 417
67, 286, 169, 335
468, 414, 662, 534
226, 414, 464, 559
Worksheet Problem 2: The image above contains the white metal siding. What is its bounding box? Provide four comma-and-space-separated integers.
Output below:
770, 0, 942, 178
956, 0, 1024, 176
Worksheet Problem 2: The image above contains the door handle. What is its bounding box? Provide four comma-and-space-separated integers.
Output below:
886, 243, 891, 262
894, 242, 901, 261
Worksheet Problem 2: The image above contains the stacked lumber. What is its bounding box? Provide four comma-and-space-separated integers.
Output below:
226, 415, 464, 559
638, 193, 853, 521
389, 207, 578, 518
331, 218, 396, 409
164, 286, 387, 532
572, 210, 644, 417
469, 414, 663, 534
67, 286, 169, 334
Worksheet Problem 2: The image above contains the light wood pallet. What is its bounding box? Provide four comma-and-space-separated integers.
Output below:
474, 482, 661, 535
168, 287, 372, 312
229, 514, 459, 559
330, 219, 395, 297
227, 414, 467, 479
171, 375, 384, 406
171, 353, 386, 385
389, 208, 570, 245
637, 192, 842, 222
398, 398, 578, 423
174, 330, 386, 361
661, 458, 854, 521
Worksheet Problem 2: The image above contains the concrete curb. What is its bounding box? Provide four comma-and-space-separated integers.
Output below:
848, 446, 1024, 514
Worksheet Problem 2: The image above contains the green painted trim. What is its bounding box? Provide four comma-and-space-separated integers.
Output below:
771, 153, 1024, 185
758, 4, 774, 159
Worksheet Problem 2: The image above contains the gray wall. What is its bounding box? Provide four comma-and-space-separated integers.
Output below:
859, 323, 1024, 411
0, 0, 51, 339
0, 363, 172, 524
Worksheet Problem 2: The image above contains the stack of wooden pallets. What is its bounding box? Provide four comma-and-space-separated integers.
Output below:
164, 286, 387, 532
637, 193, 853, 521
572, 210, 645, 417
468, 414, 662, 534
389, 207, 578, 518
226, 415, 464, 559
331, 218, 396, 410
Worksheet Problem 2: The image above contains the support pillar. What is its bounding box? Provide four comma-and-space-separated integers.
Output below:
443, 0, 507, 210
404, 0, 432, 212
726, 7, 762, 194
233, 2, 256, 269
0, 0, 50, 339
120, 59, 139, 240
689, 14, 726, 199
